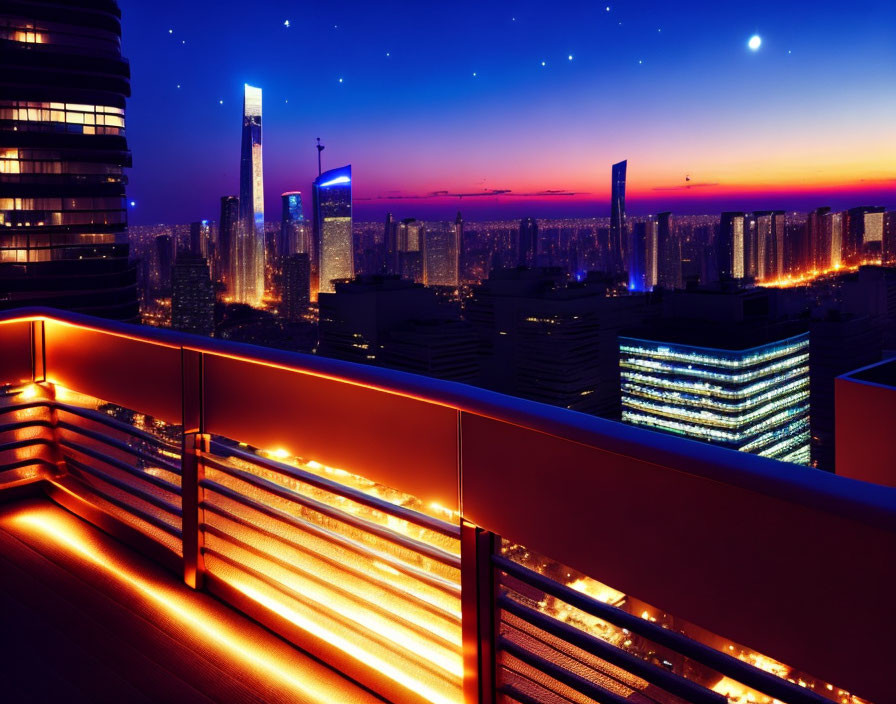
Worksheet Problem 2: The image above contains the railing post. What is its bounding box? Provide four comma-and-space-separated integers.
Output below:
182, 431, 209, 589
30, 319, 45, 383
181, 348, 205, 589
462, 521, 498, 704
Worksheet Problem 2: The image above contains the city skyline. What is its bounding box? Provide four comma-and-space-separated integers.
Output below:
120, 0, 896, 224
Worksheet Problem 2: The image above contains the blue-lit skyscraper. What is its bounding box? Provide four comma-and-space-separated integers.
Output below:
610, 160, 627, 275
620, 333, 810, 464
313, 165, 353, 295
234, 84, 264, 306
279, 191, 305, 258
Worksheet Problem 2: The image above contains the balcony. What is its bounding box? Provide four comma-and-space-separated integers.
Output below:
0, 307, 891, 704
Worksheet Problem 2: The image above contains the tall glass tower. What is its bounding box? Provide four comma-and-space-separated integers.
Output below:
234, 84, 264, 306
0, 0, 137, 320
279, 191, 305, 258
313, 165, 352, 295
610, 160, 627, 275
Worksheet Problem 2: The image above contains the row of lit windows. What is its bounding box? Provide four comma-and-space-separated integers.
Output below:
1, 232, 121, 247
758, 431, 812, 461
0, 102, 124, 136
0, 211, 125, 227
620, 352, 809, 385
0, 197, 123, 210
621, 390, 809, 431
741, 418, 811, 455
619, 365, 809, 401
0, 245, 121, 263
623, 404, 808, 446
0, 19, 120, 52
621, 375, 810, 414
619, 337, 809, 370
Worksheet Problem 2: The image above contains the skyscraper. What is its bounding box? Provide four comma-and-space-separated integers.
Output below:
609, 160, 627, 275
234, 84, 264, 306
279, 192, 305, 258
171, 256, 214, 337
455, 211, 465, 281
0, 0, 138, 320
155, 235, 174, 295
384, 213, 398, 275
518, 217, 538, 267
313, 165, 353, 294
718, 212, 746, 281
281, 253, 311, 322
627, 221, 650, 292
218, 195, 239, 287
656, 212, 681, 290
423, 223, 459, 287
884, 211, 896, 266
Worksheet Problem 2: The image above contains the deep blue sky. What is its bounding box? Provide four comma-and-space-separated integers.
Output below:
119, 0, 896, 224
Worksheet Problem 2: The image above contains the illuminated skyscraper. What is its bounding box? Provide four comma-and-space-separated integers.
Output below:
620, 332, 810, 464
806, 207, 831, 272
518, 217, 538, 267
717, 212, 745, 280
313, 165, 353, 294
234, 84, 264, 306
279, 192, 305, 258
0, 0, 137, 320
609, 160, 627, 275
218, 195, 239, 286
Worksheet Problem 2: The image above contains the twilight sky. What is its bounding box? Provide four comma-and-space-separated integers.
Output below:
119, 0, 896, 224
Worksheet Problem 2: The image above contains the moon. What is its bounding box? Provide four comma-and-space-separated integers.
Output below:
748, 35, 762, 51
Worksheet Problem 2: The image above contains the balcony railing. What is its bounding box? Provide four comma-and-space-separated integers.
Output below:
0, 307, 892, 704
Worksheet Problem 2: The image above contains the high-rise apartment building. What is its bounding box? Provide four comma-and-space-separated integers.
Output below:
844, 206, 885, 266
0, 0, 138, 320
281, 253, 310, 322
718, 212, 745, 281
518, 217, 538, 267
171, 255, 214, 336
313, 165, 352, 294
279, 191, 305, 258
233, 84, 264, 306
609, 160, 627, 275
806, 207, 831, 272
218, 195, 239, 286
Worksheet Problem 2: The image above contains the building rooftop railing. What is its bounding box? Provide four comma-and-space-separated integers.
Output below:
0, 307, 891, 704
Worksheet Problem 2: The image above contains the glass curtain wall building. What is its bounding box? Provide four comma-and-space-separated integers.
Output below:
278, 191, 305, 258
313, 165, 352, 295
233, 84, 264, 306
0, 0, 137, 320
620, 333, 811, 464
609, 159, 627, 275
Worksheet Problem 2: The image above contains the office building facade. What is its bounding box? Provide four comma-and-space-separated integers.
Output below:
171, 255, 214, 336
281, 252, 310, 322
313, 165, 352, 294
621, 333, 810, 464
0, 0, 137, 320
218, 195, 238, 287
279, 191, 305, 258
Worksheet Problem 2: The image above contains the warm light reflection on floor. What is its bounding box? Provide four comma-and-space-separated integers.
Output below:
3, 504, 381, 704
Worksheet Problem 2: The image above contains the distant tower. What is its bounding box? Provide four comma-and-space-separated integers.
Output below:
455, 211, 465, 282
279, 192, 305, 258
234, 84, 265, 306
518, 217, 538, 267
313, 165, 353, 294
385, 213, 398, 274
610, 160, 627, 275
155, 235, 174, 295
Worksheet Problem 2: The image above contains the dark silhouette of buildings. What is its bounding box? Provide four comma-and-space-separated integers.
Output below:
154, 235, 174, 295
190, 220, 211, 259
0, 0, 138, 320
218, 195, 239, 287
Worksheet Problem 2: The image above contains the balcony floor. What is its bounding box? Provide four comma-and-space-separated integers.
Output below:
0, 496, 386, 704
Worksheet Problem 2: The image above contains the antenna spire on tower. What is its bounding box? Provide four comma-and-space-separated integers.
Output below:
316, 137, 325, 176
